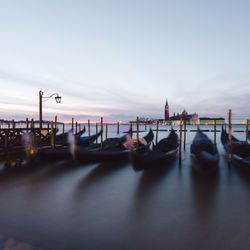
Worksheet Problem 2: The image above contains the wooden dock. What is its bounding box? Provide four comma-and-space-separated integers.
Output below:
0, 127, 60, 167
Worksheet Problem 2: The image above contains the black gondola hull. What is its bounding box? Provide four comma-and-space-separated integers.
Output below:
221, 127, 250, 168
130, 148, 178, 171
191, 130, 219, 174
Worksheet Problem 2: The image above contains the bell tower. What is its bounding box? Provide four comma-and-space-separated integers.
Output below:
165, 99, 169, 120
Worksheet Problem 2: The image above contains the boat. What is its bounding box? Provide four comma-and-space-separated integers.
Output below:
221, 127, 250, 168
190, 129, 219, 174
41, 126, 86, 146
32, 147, 72, 162
75, 129, 154, 163
130, 128, 179, 171
33, 131, 134, 163
76, 131, 101, 146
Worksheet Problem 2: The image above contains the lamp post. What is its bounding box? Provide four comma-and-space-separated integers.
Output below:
39, 90, 62, 129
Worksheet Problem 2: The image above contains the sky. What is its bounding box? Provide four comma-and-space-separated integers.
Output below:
0, 0, 250, 122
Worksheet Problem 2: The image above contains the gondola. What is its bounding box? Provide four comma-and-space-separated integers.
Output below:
221, 127, 250, 168
54, 126, 86, 146
76, 131, 102, 146
130, 128, 179, 171
75, 129, 154, 163
41, 126, 86, 146
191, 129, 219, 174
33, 131, 133, 163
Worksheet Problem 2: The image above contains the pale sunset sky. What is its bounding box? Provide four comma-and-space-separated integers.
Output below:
0, 0, 250, 122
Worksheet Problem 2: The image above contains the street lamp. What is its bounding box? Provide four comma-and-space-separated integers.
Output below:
39, 90, 62, 129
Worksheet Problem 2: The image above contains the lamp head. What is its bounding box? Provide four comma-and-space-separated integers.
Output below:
55, 95, 62, 103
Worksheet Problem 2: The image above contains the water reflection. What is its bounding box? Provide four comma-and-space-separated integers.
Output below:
132, 160, 176, 218
191, 167, 220, 220
231, 164, 250, 190
26, 161, 87, 192
0, 125, 250, 249
74, 161, 129, 199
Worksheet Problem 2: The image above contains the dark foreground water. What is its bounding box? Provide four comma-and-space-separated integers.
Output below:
0, 125, 250, 250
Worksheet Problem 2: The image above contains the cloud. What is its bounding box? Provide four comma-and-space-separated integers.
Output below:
1, 69, 250, 121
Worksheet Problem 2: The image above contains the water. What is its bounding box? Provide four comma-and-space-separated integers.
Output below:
0, 124, 250, 249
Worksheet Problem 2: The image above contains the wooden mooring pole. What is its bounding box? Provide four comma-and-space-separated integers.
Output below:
11, 120, 15, 142
62, 123, 65, 136
130, 122, 133, 138
136, 117, 139, 150
51, 121, 55, 149
246, 120, 249, 142
179, 115, 183, 166
88, 120, 91, 145
184, 121, 186, 150
76, 121, 78, 135
100, 117, 103, 149
26, 118, 28, 129
228, 109, 232, 164
156, 121, 159, 144
96, 122, 98, 144
117, 121, 119, 135
55, 115, 57, 131
72, 118, 74, 134
31, 119, 34, 128
214, 119, 217, 144
105, 123, 108, 140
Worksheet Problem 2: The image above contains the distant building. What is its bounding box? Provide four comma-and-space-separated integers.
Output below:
164, 99, 170, 120
199, 117, 225, 124
170, 109, 199, 124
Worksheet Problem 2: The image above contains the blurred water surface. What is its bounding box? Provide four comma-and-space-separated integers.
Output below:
0, 124, 250, 250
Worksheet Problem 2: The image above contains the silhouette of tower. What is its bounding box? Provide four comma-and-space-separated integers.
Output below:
165, 99, 169, 120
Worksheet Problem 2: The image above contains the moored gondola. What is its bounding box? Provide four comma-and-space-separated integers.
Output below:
191, 129, 219, 174
130, 128, 179, 171
76, 131, 102, 146
51, 126, 86, 146
39, 126, 86, 146
32, 130, 144, 163
221, 127, 250, 168
75, 129, 154, 163
34, 147, 72, 162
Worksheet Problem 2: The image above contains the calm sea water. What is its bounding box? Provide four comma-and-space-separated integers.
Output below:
0, 124, 250, 250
